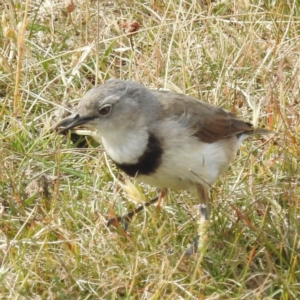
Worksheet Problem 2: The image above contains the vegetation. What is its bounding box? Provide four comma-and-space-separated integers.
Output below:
0, 0, 299, 299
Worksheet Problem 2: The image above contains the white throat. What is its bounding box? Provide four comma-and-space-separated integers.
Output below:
100, 127, 149, 164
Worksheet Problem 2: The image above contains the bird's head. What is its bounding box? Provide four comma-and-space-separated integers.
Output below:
55, 79, 160, 140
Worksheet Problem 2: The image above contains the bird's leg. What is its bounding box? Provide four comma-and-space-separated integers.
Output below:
196, 184, 210, 221
156, 188, 168, 209
107, 188, 168, 230
107, 194, 160, 230
185, 184, 210, 255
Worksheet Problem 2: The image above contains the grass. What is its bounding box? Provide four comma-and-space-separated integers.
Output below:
1, 0, 300, 299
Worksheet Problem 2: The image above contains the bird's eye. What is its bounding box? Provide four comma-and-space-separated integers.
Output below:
98, 104, 112, 116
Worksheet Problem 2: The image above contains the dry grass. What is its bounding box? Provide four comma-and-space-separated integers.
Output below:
1, 0, 300, 299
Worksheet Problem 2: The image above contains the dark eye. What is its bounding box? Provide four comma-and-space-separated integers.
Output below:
98, 104, 111, 116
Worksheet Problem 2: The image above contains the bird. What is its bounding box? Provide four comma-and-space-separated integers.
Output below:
55, 79, 271, 253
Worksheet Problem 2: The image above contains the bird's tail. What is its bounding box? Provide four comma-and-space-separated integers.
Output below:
251, 128, 274, 135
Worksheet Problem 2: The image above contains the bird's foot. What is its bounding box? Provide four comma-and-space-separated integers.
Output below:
107, 195, 159, 231
107, 215, 131, 231
184, 203, 209, 256
184, 235, 199, 256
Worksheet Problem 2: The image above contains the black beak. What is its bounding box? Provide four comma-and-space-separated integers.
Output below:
55, 113, 95, 134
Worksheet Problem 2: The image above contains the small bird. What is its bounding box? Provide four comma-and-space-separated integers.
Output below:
55, 79, 271, 252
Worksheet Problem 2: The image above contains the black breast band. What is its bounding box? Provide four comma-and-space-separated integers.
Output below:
115, 133, 163, 177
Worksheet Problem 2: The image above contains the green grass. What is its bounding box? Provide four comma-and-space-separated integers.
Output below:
1, 0, 300, 299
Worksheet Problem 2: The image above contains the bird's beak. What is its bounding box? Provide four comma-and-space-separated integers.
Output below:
55, 113, 95, 134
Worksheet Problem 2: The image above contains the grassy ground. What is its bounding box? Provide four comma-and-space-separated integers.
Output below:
1, 0, 300, 299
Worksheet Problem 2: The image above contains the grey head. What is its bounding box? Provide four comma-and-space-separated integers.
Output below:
56, 79, 160, 137
56, 79, 162, 165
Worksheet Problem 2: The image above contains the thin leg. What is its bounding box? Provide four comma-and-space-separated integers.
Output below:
107, 192, 163, 230
185, 184, 209, 256
196, 184, 210, 221
156, 188, 168, 209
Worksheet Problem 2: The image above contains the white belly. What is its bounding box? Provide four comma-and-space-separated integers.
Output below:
137, 120, 244, 191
